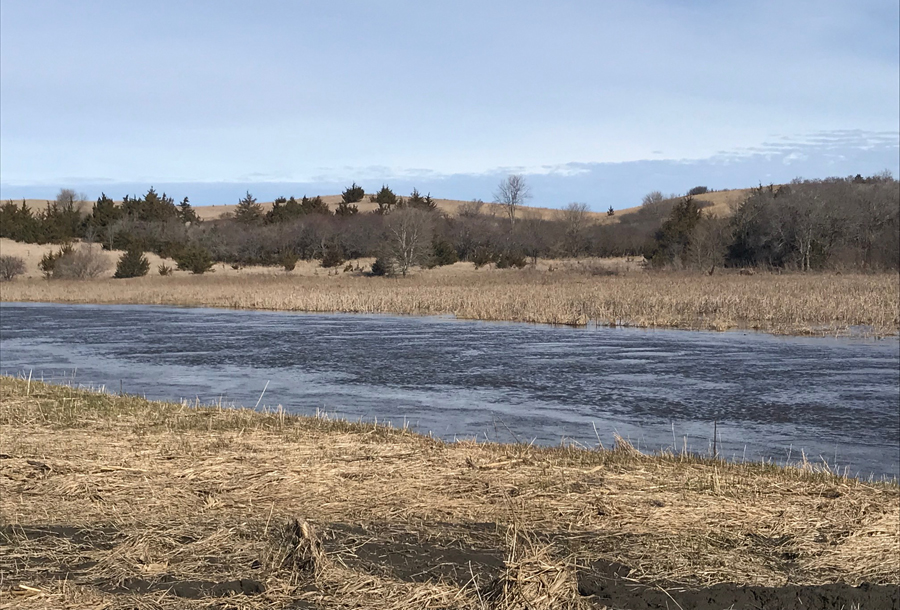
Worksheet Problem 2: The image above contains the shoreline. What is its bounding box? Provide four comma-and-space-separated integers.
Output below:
2, 270, 898, 337
1, 378, 897, 608
6, 299, 900, 342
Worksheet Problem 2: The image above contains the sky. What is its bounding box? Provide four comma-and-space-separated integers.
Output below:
1, 0, 898, 209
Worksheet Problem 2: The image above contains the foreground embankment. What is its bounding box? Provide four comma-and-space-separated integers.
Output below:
2, 269, 898, 335
0, 378, 897, 609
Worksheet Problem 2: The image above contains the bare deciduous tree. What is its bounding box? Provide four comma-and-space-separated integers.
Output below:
384, 207, 434, 276
493, 175, 531, 226
640, 190, 672, 221
55, 188, 88, 212
687, 216, 729, 270
0, 255, 26, 281
560, 202, 591, 257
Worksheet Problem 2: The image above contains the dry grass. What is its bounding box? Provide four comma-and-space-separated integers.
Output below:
0, 378, 897, 609
1, 256, 897, 335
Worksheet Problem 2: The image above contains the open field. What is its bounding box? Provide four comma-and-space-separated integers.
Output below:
1, 240, 897, 336
1, 377, 897, 609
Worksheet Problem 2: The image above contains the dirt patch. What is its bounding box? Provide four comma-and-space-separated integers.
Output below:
327, 523, 505, 587
577, 570, 900, 609
0, 524, 120, 549
103, 575, 265, 599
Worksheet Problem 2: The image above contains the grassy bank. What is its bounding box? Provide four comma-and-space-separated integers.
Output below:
0, 377, 897, 609
2, 267, 898, 335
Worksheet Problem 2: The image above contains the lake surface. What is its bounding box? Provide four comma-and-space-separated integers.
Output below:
1, 302, 898, 479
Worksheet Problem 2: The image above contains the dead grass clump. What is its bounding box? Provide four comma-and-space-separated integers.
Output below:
612, 433, 643, 457
270, 518, 326, 582
484, 529, 586, 610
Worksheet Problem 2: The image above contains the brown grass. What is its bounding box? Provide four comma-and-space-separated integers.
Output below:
1, 255, 897, 336
0, 378, 897, 609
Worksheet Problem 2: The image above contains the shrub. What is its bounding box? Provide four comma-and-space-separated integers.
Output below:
39, 244, 74, 278
52, 244, 112, 279
471, 247, 494, 268
431, 239, 459, 267
114, 248, 150, 278
158, 263, 173, 276
687, 186, 709, 196
370, 256, 390, 276
320, 243, 344, 268
175, 245, 214, 274
495, 250, 527, 269
280, 250, 299, 272
0, 255, 26, 281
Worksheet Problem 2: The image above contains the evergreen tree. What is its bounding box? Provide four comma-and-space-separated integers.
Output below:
0, 200, 41, 242
234, 191, 263, 224
88, 194, 121, 229
334, 199, 359, 217
177, 197, 200, 224
407, 188, 425, 208
372, 185, 398, 215
114, 248, 150, 278
174, 244, 214, 274
299, 195, 331, 215
41, 201, 83, 243
284, 196, 303, 218
266, 196, 288, 223
647, 196, 704, 267
121, 188, 178, 222
431, 238, 458, 266
407, 189, 437, 211
341, 182, 365, 204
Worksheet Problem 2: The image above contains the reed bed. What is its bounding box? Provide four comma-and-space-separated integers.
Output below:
1, 378, 897, 609
2, 268, 898, 336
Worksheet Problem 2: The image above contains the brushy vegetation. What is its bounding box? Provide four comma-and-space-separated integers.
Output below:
2, 174, 897, 280
0, 377, 896, 609
0, 255, 26, 281
37, 243, 111, 280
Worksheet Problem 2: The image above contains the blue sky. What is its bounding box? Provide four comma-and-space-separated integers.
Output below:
1, 0, 897, 208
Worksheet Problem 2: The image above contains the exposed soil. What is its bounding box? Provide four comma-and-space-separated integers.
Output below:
2, 520, 897, 608
577, 568, 899, 609
326, 522, 505, 587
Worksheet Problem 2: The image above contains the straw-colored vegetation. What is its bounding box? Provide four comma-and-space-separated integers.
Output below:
1, 378, 897, 609
1, 252, 898, 335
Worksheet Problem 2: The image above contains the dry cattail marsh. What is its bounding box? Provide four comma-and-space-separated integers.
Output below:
0, 378, 897, 609
1, 259, 898, 336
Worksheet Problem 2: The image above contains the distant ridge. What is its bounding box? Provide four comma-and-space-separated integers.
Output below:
8, 187, 756, 224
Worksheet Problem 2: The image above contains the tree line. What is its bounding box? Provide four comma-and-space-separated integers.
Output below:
1, 172, 897, 280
